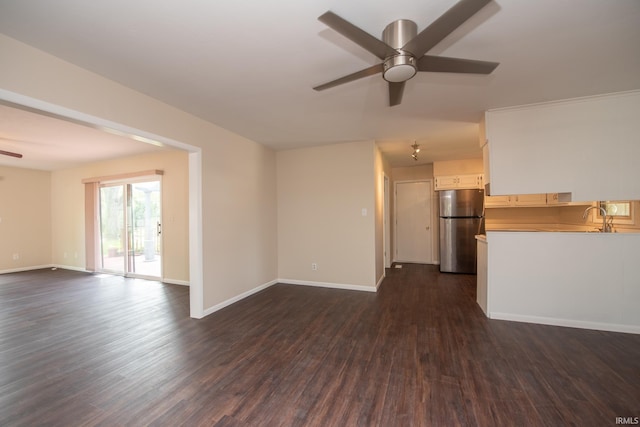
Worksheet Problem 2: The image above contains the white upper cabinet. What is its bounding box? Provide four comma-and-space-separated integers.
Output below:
434, 174, 483, 190
485, 90, 640, 202
484, 192, 577, 208
478, 117, 490, 190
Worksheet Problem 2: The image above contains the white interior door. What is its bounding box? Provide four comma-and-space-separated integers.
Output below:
395, 181, 433, 264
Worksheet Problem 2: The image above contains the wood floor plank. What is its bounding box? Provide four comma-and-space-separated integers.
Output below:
1, 265, 639, 426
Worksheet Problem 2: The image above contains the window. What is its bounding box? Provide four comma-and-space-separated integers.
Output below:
599, 201, 631, 218
593, 200, 635, 226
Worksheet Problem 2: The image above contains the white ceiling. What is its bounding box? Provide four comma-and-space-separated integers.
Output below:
0, 103, 169, 170
0, 0, 639, 169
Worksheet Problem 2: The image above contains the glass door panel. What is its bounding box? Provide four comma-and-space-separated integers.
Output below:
99, 185, 125, 274
128, 180, 161, 278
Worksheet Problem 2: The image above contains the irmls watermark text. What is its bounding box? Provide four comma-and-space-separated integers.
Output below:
616, 417, 639, 425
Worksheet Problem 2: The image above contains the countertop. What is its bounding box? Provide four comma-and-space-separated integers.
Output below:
485, 223, 640, 233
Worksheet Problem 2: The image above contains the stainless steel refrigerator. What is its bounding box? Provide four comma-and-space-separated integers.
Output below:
439, 189, 484, 274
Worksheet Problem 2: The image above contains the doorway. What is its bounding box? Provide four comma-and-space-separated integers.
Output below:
99, 178, 162, 279
384, 175, 391, 268
1, 92, 202, 318
394, 180, 434, 264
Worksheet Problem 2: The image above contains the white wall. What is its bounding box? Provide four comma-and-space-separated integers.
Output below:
203, 134, 277, 309
487, 231, 640, 333
391, 164, 434, 182
433, 158, 482, 176
0, 166, 52, 272
0, 34, 278, 316
277, 141, 376, 290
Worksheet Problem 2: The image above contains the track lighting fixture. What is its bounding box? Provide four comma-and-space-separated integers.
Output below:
411, 142, 420, 161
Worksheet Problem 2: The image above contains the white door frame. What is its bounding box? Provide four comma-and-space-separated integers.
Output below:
383, 174, 391, 269
393, 179, 437, 264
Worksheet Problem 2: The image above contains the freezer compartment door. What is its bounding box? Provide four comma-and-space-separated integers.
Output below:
439, 189, 484, 218
439, 217, 481, 274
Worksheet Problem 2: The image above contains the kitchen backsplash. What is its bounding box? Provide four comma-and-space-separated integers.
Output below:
485, 202, 640, 233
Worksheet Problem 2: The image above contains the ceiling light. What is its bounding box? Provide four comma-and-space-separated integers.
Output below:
383, 55, 417, 83
411, 142, 420, 161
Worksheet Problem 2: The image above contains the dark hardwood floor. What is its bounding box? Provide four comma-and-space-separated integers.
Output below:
0, 265, 638, 426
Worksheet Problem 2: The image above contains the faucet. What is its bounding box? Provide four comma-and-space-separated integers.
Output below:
582, 205, 611, 232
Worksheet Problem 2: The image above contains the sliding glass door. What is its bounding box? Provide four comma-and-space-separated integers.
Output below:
99, 184, 125, 274
99, 178, 162, 279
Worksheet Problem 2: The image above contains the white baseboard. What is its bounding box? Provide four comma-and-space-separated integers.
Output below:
376, 273, 385, 289
489, 312, 640, 335
278, 278, 377, 293
1, 265, 189, 287
201, 278, 377, 319
202, 279, 278, 317
0, 264, 54, 274
162, 278, 190, 287
53, 264, 90, 273
391, 260, 440, 266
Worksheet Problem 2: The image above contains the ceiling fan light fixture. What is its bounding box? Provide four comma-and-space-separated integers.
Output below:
383, 55, 417, 83
382, 19, 418, 83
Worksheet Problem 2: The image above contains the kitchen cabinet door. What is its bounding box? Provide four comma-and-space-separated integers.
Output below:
434, 176, 459, 190
485, 195, 511, 207
485, 91, 640, 201
458, 174, 483, 189
435, 174, 483, 190
513, 194, 548, 206
546, 193, 573, 205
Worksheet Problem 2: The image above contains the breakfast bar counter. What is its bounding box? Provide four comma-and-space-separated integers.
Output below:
477, 231, 640, 334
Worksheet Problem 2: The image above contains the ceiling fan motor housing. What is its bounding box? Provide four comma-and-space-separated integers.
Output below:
382, 19, 418, 83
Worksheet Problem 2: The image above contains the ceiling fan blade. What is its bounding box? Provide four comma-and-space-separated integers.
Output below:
389, 82, 406, 107
313, 63, 384, 91
318, 11, 398, 60
0, 149, 23, 158
402, 0, 492, 58
417, 55, 498, 74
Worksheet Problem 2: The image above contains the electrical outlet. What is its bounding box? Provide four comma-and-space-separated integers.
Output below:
311, 263, 318, 271
12, 253, 19, 260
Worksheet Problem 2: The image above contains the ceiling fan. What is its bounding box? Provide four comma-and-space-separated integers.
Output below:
0, 137, 24, 159
313, 0, 499, 106
0, 150, 22, 158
